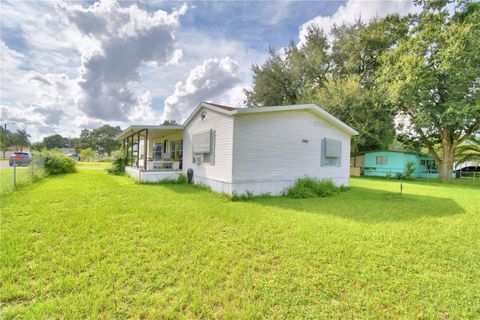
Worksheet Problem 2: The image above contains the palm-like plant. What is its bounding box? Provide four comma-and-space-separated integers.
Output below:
12, 129, 31, 151
455, 137, 480, 167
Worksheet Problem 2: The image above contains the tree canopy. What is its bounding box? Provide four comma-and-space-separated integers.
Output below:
244, 0, 479, 179
377, 0, 480, 179
245, 15, 409, 153
73, 125, 121, 156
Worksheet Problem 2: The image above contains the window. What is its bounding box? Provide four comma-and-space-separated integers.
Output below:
170, 141, 176, 159
169, 140, 183, 160
192, 130, 215, 164
153, 144, 162, 160
321, 138, 341, 167
376, 156, 388, 165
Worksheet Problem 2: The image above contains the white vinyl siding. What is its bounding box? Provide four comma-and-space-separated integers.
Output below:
183, 108, 233, 183
232, 110, 351, 183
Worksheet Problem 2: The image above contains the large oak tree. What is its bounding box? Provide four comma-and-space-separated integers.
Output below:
377, 0, 480, 179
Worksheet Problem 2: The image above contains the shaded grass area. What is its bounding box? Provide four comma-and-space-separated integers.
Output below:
1, 170, 479, 318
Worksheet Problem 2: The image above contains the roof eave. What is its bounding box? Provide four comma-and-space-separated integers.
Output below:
116, 125, 184, 141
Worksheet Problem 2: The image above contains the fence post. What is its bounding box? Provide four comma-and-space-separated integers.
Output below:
13, 160, 16, 187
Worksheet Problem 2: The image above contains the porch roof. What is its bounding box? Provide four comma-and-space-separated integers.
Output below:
116, 125, 183, 141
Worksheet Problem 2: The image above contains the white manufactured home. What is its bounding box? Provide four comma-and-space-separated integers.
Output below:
117, 102, 358, 195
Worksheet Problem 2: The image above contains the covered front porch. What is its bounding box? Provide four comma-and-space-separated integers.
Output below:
117, 125, 184, 181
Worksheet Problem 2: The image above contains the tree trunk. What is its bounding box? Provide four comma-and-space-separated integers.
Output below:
439, 146, 455, 180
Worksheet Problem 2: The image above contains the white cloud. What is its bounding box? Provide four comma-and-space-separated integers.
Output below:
64, 0, 187, 121
299, 0, 418, 44
161, 57, 241, 122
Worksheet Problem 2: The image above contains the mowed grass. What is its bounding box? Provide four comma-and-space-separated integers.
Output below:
0, 167, 33, 194
1, 168, 479, 319
76, 161, 111, 170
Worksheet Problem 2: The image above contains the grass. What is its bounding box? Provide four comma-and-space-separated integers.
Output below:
76, 161, 111, 170
1, 167, 479, 318
0, 166, 34, 194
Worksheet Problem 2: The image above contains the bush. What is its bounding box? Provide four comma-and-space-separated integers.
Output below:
395, 172, 404, 180
231, 190, 255, 202
106, 150, 128, 175
404, 161, 416, 178
286, 177, 343, 199
177, 174, 187, 184
80, 148, 96, 162
43, 150, 76, 175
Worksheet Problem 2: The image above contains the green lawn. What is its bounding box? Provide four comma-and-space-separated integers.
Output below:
0, 167, 33, 194
76, 161, 111, 169
1, 168, 479, 318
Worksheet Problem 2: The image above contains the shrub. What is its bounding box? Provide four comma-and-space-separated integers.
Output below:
395, 172, 405, 180
404, 161, 416, 178
177, 174, 187, 184
286, 177, 343, 199
231, 190, 254, 202
106, 150, 128, 175
80, 148, 96, 162
42, 150, 76, 175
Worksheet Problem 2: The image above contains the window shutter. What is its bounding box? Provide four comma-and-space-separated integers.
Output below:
325, 138, 341, 158
210, 130, 216, 165
193, 131, 211, 153
320, 138, 325, 166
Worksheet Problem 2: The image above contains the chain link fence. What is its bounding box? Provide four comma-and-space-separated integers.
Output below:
0, 155, 45, 193
456, 170, 480, 183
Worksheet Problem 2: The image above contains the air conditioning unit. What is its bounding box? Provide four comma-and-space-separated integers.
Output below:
195, 154, 203, 164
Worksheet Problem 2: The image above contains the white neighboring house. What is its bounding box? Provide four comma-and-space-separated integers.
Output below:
117, 102, 358, 195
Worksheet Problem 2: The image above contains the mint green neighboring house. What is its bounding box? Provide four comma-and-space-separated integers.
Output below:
363, 150, 439, 178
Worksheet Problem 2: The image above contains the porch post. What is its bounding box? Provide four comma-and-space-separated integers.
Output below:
125, 137, 129, 162
130, 134, 134, 167
137, 132, 140, 168
144, 129, 148, 170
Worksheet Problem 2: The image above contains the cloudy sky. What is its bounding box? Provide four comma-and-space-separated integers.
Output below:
0, 0, 417, 141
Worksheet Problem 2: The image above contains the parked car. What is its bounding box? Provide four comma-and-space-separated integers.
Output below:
9, 152, 32, 166
456, 166, 480, 172
68, 153, 80, 161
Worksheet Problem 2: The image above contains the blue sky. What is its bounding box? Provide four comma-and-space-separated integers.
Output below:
0, 0, 416, 141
